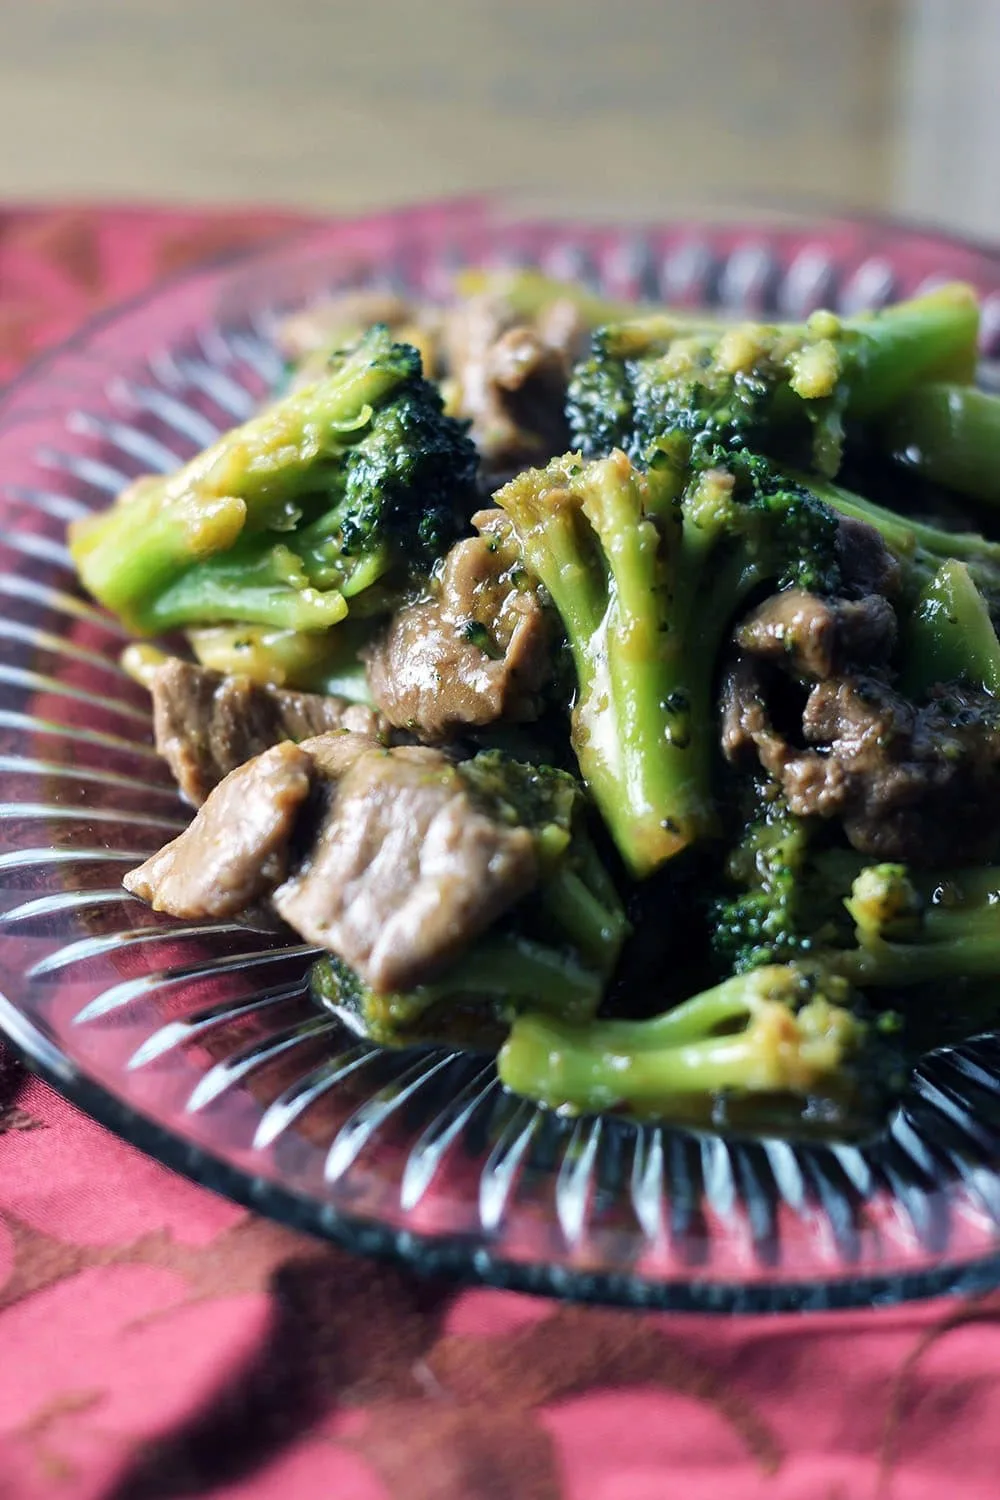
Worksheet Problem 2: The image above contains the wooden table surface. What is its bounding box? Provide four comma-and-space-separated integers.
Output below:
0, 0, 996, 239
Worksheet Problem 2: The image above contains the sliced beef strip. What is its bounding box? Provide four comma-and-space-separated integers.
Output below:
534, 297, 590, 363
277, 291, 444, 392
150, 658, 385, 805
362, 509, 551, 742
440, 293, 584, 476
799, 677, 1000, 863
835, 515, 902, 601
272, 744, 539, 992
721, 657, 1000, 865
277, 290, 417, 362
720, 655, 790, 774
735, 588, 897, 680
298, 729, 388, 779
123, 741, 315, 920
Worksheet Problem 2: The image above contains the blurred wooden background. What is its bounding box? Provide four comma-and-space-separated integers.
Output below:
0, 0, 997, 236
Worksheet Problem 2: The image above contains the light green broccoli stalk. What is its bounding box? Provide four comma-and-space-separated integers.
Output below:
69, 324, 478, 635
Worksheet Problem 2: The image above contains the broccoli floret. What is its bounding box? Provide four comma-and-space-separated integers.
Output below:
69, 325, 477, 635
291, 379, 477, 600
836, 863, 1000, 987
711, 802, 1000, 993
710, 796, 859, 974
711, 798, 812, 973
498, 962, 866, 1118
457, 751, 630, 972
312, 751, 629, 1047
568, 285, 980, 478
495, 442, 840, 877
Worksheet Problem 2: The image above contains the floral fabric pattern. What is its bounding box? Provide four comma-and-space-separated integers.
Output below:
1, 207, 1000, 1499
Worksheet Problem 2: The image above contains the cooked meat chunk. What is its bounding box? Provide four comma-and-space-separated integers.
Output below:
272, 745, 539, 992
277, 290, 442, 390
799, 678, 1000, 863
441, 292, 584, 475
299, 729, 386, 779
720, 655, 788, 773
280, 286, 587, 475
735, 588, 897, 680
534, 296, 590, 362
722, 658, 1000, 865
362, 509, 551, 741
278, 290, 417, 363
124, 742, 314, 919
149, 658, 384, 804
835, 515, 903, 600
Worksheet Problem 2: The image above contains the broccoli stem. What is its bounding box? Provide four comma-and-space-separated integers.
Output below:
498, 964, 865, 1115
539, 863, 630, 975
498, 452, 718, 876
68, 335, 412, 632
420, 933, 605, 1022
67, 481, 248, 633
900, 559, 1000, 697
140, 539, 349, 633
451, 268, 727, 332
576, 453, 722, 871
185, 619, 374, 699
879, 383, 1000, 506
316, 931, 605, 1048
837, 283, 980, 416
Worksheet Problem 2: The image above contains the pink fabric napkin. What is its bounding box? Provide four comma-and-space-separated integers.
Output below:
1, 205, 1000, 1500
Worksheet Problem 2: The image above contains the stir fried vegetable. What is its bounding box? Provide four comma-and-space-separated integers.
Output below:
68, 273, 1000, 1136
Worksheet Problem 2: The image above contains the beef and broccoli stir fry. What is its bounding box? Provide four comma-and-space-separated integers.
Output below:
68, 267, 1000, 1135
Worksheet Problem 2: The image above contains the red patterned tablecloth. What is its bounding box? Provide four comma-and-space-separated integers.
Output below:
1, 206, 999, 1500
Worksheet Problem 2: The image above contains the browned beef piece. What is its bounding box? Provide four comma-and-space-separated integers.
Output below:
123, 742, 314, 919
272, 744, 539, 991
277, 290, 418, 363
721, 658, 1000, 865
124, 725, 540, 985
835, 515, 902, 600
149, 658, 385, 805
362, 510, 551, 742
719, 655, 789, 775
734, 588, 897, 680
298, 729, 387, 779
800, 678, 1000, 862
441, 293, 585, 476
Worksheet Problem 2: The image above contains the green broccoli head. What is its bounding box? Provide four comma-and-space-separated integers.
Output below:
711, 796, 814, 974
296, 349, 479, 600
568, 324, 791, 464
565, 347, 636, 461
495, 441, 840, 877
710, 794, 859, 975
837, 862, 1000, 987
70, 324, 478, 634
715, 829, 1000, 995
567, 285, 980, 479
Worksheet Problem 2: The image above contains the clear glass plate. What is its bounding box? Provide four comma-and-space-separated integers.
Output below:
3, 201, 1000, 1312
